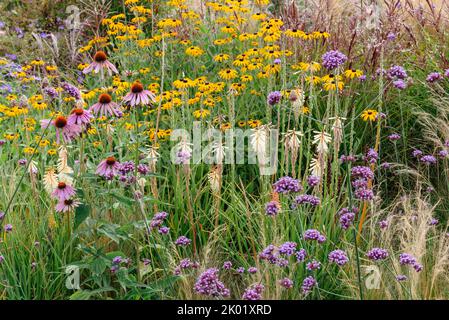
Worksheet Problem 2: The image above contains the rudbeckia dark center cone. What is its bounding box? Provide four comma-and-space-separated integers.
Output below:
94, 51, 107, 62
58, 182, 66, 189
55, 116, 67, 128
64, 199, 73, 205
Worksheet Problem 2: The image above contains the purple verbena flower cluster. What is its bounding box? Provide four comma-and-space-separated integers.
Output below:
242, 284, 264, 300
248, 267, 258, 274
367, 248, 389, 261
175, 150, 191, 164
267, 91, 282, 106
149, 211, 169, 234
259, 244, 278, 264
111, 256, 130, 273
292, 194, 320, 208
412, 149, 423, 158
307, 175, 320, 187
278, 242, 297, 256
354, 188, 374, 201
364, 148, 378, 164
222, 261, 232, 270
419, 155, 437, 165
351, 166, 374, 180
351, 166, 374, 201
175, 259, 199, 275
295, 248, 307, 262
301, 276, 317, 295
303, 229, 326, 243
396, 275, 407, 281
43, 86, 58, 99
399, 253, 423, 272
388, 133, 401, 141
438, 150, 448, 158
340, 154, 357, 163
306, 259, 321, 271
265, 201, 280, 216
322, 50, 347, 70
194, 268, 230, 298
116, 161, 151, 185
61, 82, 81, 100
279, 277, 293, 289
328, 249, 349, 266
4, 224, 12, 232
273, 176, 302, 194
259, 243, 307, 267
387, 65, 408, 80
393, 79, 407, 90
426, 72, 442, 83
379, 219, 389, 229
338, 207, 358, 230
175, 236, 191, 246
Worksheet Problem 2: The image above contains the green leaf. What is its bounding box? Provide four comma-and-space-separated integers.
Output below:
97, 223, 130, 243
90, 257, 108, 275
105, 251, 126, 259
74, 204, 90, 230
109, 192, 135, 207
69, 287, 116, 300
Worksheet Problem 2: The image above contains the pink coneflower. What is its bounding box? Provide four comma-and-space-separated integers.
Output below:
89, 93, 122, 117
83, 51, 118, 76
68, 107, 93, 126
56, 198, 80, 213
123, 81, 156, 107
96, 156, 120, 178
51, 182, 76, 201
40, 115, 81, 144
